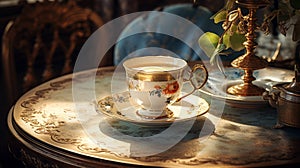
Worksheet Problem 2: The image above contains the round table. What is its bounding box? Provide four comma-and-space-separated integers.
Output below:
7, 66, 300, 167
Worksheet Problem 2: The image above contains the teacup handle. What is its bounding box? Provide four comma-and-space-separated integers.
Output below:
176, 64, 208, 102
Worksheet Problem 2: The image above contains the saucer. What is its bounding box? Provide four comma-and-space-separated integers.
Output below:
200, 67, 294, 108
96, 92, 209, 127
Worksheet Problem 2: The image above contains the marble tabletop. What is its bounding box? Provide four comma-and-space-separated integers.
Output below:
10, 66, 300, 167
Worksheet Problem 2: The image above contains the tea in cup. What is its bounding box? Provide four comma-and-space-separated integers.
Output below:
123, 56, 208, 119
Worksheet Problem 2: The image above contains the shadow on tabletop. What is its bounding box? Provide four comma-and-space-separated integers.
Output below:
99, 115, 214, 161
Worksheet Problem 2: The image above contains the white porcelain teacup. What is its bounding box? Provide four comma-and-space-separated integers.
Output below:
123, 56, 208, 119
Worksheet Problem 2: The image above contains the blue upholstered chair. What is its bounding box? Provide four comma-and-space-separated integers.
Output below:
113, 3, 224, 65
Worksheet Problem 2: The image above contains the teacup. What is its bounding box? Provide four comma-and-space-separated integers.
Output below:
123, 56, 208, 119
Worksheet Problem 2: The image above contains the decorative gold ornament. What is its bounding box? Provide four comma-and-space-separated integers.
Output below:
227, 0, 270, 96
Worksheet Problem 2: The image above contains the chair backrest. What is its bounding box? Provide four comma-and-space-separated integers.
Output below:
113, 3, 223, 65
2, 0, 103, 105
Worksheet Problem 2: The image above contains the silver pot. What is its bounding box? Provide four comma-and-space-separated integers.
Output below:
263, 81, 300, 128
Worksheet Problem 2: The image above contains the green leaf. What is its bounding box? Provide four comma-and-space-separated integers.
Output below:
207, 43, 226, 66
212, 10, 227, 24
223, 33, 231, 49
198, 32, 220, 58
225, 0, 236, 11
215, 43, 226, 53
208, 43, 226, 65
229, 32, 246, 51
230, 23, 238, 33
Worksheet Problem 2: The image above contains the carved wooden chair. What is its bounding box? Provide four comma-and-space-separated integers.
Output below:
2, 0, 104, 105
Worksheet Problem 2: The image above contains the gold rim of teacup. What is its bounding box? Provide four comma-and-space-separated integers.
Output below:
132, 71, 176, 81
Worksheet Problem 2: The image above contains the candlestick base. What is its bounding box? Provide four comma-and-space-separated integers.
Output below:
227, 83, 265, 96
226, 54, 267, 96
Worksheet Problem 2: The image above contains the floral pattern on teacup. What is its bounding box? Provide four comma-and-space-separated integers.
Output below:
152, 81, 179, 95
128, 79, 180, 95
127, 78, 180, 106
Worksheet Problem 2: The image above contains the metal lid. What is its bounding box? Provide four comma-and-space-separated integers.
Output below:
274, 83, 300, 103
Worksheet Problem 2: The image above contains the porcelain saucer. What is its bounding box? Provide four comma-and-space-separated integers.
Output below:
200, 67, 294, 108
96, 92, 209, 127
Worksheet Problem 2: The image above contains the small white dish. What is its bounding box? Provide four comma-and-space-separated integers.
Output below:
200, 67, 294, 108
96, 92, 209, 127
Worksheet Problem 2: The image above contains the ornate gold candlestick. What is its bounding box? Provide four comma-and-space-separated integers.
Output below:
227, 0, 269, 96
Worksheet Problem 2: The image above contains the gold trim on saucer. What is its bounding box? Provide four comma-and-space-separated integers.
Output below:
96, 92, 209, 127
